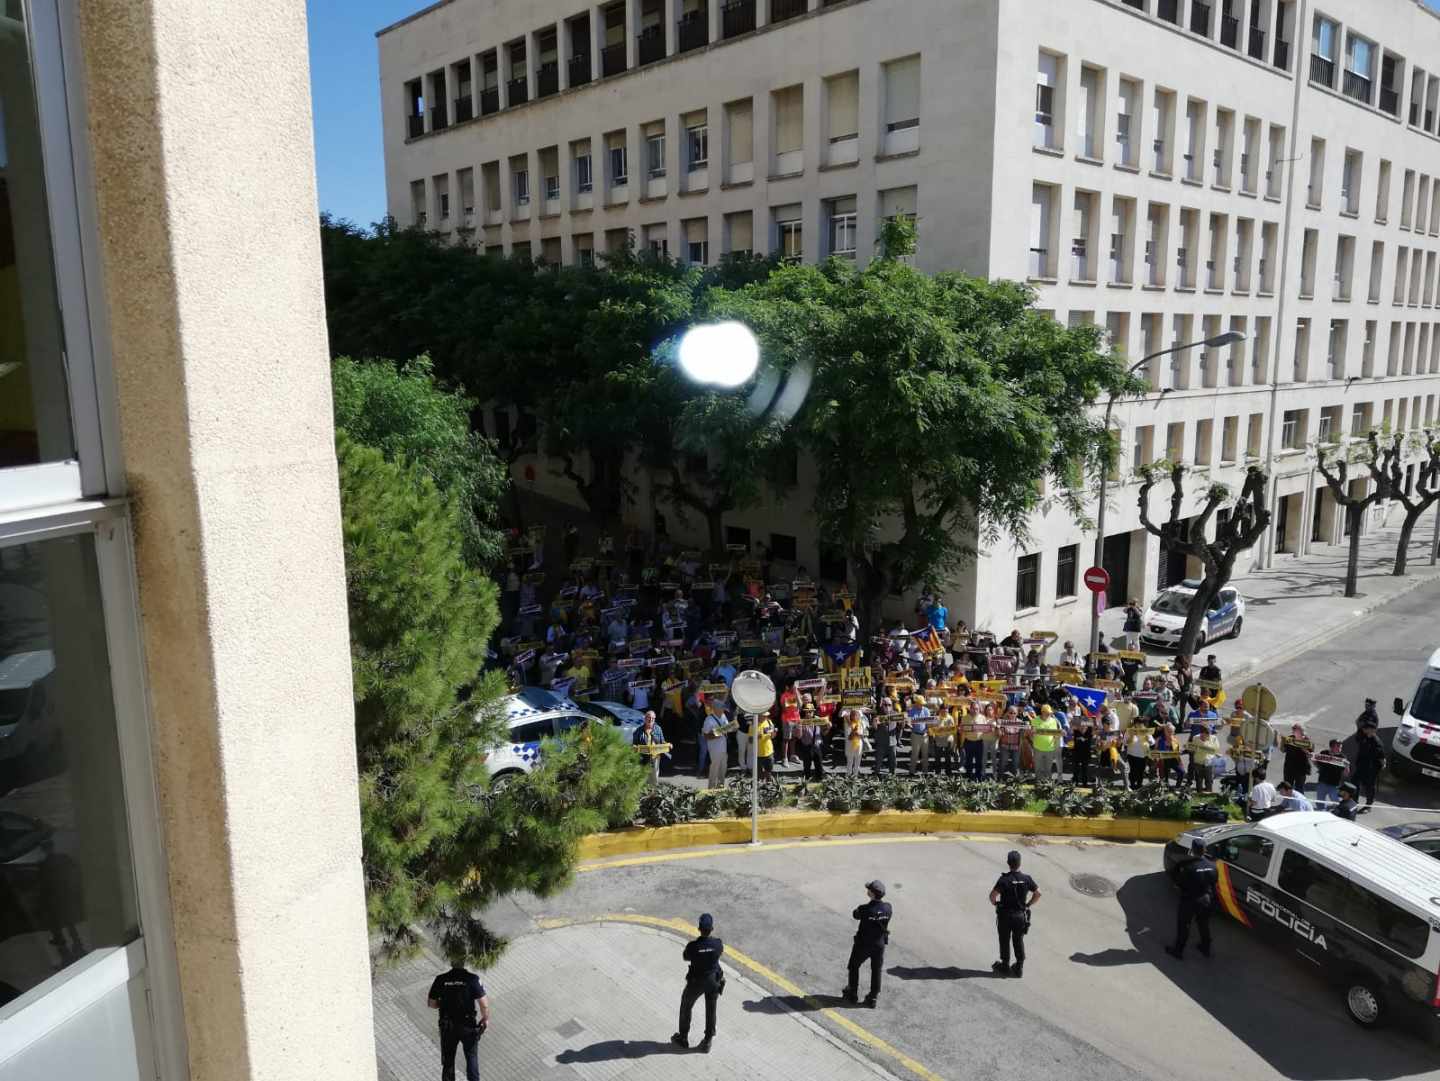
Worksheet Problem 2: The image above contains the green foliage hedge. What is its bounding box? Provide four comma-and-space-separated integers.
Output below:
634, 776, 1231, 828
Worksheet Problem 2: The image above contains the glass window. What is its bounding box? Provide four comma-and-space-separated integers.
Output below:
1, 3, 76, 469
687, 125, 707, 169
576, 154, 593, 193
1055, 544, 1078, 599
0, 534, 139, 1007
1408, 678, 1440, 726
1210, 833, 1273, 877
1015, 553, 1039, 609
1279, 850, 1429, 958
510, 719, 551, 743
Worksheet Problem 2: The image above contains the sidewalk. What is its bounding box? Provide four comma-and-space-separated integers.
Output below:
373, 922, 900, 1081
1100, 503, 1440, 685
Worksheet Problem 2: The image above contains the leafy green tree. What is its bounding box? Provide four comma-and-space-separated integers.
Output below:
336, 432, 648, 964
331, 355, 507, 567
713, 243, 1138, 634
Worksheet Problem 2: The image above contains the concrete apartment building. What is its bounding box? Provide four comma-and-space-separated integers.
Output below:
3, 2, 374, 1081
380, 0, 1440, 641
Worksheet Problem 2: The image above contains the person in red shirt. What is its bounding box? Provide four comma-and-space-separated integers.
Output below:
780, 684, 801, 765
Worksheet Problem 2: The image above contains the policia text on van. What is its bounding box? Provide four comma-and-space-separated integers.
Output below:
1165, 812, 1440, 1031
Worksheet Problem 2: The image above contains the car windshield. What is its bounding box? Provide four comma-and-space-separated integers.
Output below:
1151, 590, 1193, 615
1410, 678, 1440, 726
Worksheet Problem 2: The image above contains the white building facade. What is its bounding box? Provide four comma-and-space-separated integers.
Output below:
380, 0, 1440, 641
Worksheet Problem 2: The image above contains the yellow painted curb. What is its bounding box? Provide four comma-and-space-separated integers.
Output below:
577, 809, 1193, 860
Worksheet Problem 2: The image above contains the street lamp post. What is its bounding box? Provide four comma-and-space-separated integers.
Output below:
1088, 331, 1246, 661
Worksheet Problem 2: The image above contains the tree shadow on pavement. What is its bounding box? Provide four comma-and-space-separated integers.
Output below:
741, 993, 849, 1015
556, 1040, 689, 1063
1104, 871, 1436, 1080
886, 965, 1000, 981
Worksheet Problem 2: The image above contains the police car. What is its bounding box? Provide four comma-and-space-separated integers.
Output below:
576, 700, 646, 742
1389, 646, 1440, 780
1165, 813, 1440, 1030
481, 687, 592, 784
1139, 580, 1245, 650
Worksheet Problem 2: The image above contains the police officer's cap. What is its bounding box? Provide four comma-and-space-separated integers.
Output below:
1006, 850, 1022, 867
1190, 838, 1206, 854
865, 879, 886, 898
697, 913, 714, 932
1339, 781, 1358, 795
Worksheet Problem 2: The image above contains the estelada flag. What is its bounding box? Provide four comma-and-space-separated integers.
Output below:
912, 626, 944, 657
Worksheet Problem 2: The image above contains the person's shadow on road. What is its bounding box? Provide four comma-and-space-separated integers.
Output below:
556, 1039, 688, 1062
1068, 947, 1146, 967
887, 965, 1000, 980
741, 992, 848, 1014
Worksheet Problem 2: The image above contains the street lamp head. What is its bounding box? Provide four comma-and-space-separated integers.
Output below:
1204, 330, 1246, 348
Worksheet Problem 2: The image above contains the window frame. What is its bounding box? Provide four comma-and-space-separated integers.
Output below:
1015, 552, 1040, 611
1055, 544, 1078, 599
686, 124, 708, 170
576, 153, 593, 193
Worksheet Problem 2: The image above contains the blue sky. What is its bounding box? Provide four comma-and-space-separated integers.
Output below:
308, 0, 1440, 226
307, 0, 419, 228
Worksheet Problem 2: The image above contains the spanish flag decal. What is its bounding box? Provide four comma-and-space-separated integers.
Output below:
1215, 862, 1252, 928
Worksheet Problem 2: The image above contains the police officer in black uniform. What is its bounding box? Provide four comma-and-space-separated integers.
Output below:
672, 913, 724, 1052
842, 880, 892, 1007
989, 850, 1040, 978
427, 959, 490, 1081
1166, 837, 1218, 960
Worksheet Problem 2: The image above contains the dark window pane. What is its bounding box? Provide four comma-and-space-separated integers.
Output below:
0, 6, 75, 468
769, 533, 797, 562
0, 535, 138, 1005
1015, 553, 1039, 609
1279, 850, 1428, 958
1211, 834, 1272, 877
1055, 544, 1078, 598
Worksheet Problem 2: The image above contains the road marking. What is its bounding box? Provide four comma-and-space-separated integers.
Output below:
578, 832, 1155, 872
535, 913, 948, 1081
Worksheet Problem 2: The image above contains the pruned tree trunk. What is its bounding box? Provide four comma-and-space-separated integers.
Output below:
1344, 505, 1364, 597
1394, 508, 1421, 577
1177, 576, 1220, 656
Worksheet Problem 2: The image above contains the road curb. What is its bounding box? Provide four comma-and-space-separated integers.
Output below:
578, 809, 1191, 860
1230, 566, 1440, 686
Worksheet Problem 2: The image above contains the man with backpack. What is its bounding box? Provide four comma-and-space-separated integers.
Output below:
427, 959, 490, 1081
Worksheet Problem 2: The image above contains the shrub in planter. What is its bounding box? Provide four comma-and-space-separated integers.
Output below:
637, 784, 697, 826
889, 779, 917, 811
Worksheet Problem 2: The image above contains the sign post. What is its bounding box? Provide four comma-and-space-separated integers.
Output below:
731, 670, 777, 846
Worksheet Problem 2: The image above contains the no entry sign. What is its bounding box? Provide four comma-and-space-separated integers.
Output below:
1083, 566, 1111, 594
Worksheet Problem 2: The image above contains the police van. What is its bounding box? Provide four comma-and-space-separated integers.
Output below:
1165, 812, 1440, 1031
1390, 646, 1440, 780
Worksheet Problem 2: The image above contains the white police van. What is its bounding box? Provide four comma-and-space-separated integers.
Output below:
482, 687, 591, 784
1165, 812, 1440, 1031
1390, 646, 1440, 780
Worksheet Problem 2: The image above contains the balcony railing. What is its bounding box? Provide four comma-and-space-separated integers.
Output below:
1247, 26, 1265, 61
1380, 86, 1399, 116
677, 11, 707, 52
722, 0, 756, 38
569, 54, 592, 87
601, 41, 626, 76
1273, 39, 1289, 71
771, 0, 807, 23
1189, 1, 1210, 36
429, 103, 448, 131
454, 96, 473, 123
1310, 54, 1335, 88
1157, 0, 1178, 24
1342, 69, 1371, 105
1220, 14, 1239, 48
536, 61, 559, 98
480, 87, 499, 115
637, 25, 664, 65
407, 114, 424, 138
507, 77, 528, 106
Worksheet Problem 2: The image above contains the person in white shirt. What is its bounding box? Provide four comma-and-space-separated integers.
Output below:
701, 707, 729, 789
1247, 771, 1278, 821
1274, 780, 1313, 813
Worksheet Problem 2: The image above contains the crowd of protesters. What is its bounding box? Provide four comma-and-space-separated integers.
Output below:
496, 527, 1379, 810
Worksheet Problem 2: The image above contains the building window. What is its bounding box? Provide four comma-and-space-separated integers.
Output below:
1055, 544, 1078, 599
544, 174, 560, 201
1035, 51, 1060, 149
828, 196, 857, 258
688, 241, 709, 264
882, 54, 921, 133
576, 154, 593, 193
776, 209, 802, 262
770, 532, 798, 562
646, 132, 666, 178
1016, 553, 1040, 610
818, 542, 847, 583
1281, 409, 1302, 449
513, 169, 529, 205
609, 144, 628, 185
687, 124, 708, 170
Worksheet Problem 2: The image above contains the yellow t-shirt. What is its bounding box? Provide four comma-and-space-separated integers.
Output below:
848, 719, 864, 747
757, 720, 776, 759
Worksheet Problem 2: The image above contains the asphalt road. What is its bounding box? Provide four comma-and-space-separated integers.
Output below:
1246, 575, 1440, 825
479, 836, 1439, 1081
